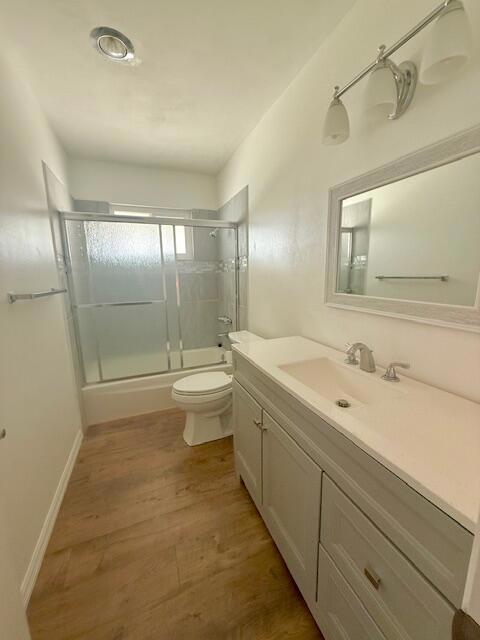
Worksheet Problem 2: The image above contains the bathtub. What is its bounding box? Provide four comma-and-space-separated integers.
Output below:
82, 346, 232, 426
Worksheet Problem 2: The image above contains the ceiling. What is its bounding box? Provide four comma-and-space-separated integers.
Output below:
3, 0, 355, 173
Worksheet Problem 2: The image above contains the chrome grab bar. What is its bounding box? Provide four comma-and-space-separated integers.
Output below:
375, 275, 448, 281
7, 288, 67, 304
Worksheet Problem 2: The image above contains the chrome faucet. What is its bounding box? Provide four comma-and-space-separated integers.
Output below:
382, 361, 410, 382
345, 342, 376, 373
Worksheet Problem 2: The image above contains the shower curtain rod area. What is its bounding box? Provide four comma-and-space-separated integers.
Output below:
60, 210, 238, 229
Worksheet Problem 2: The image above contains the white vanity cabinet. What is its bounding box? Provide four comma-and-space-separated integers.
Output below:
232, 351, 474, 640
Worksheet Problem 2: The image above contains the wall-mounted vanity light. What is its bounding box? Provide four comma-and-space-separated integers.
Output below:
420, 0, 472, 84
364, 45, 417, 120
322, 87, 350, 145
322, 0, 472, 145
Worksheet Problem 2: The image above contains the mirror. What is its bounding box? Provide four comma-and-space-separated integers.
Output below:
337, 152, 480, 305
326, 126, 480, 331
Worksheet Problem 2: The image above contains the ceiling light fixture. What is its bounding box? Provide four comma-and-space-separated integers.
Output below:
90, 27, 135, 63
322, 0, 471, 145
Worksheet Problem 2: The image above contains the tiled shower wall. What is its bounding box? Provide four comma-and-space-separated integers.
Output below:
180, 209, 220, 350
217, 186, 249, 337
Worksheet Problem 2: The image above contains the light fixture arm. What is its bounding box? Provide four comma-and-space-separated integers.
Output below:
365, 43, 417, 120
334, 0, 458, 100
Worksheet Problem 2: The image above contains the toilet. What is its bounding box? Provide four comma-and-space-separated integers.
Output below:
172, 331, 263, 446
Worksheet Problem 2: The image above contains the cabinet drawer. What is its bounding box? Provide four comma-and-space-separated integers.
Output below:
317, 545, 386, 640
321, 476, 454, 640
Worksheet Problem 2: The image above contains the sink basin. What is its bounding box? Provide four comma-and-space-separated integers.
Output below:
278, 357, 401, 407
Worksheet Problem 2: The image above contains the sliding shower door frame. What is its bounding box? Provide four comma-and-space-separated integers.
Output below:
59, 210, 239, 386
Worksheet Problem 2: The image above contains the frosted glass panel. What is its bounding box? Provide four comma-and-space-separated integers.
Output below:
95, 303, 169, 380
177, 226, 236, 365
66, 220, 164, 304
64, 217, 237, 382
76, 307, 101, 384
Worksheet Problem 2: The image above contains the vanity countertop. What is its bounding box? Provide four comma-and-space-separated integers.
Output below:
232, 336, 480, 533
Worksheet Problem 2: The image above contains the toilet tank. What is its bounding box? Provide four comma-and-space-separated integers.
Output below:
224, 331, 264, 364
228, 331, 264, 345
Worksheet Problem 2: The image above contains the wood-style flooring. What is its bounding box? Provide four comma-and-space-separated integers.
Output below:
27, 409, 323, 640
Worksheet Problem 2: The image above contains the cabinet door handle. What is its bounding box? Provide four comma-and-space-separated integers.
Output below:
0, 428, 6, 440
364, 567, 381, 590
252, 419, 268, 432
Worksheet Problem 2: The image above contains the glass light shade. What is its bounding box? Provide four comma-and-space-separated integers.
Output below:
322, 98, 350, 145
420, 2, 472, 85
364, 65, 398, 118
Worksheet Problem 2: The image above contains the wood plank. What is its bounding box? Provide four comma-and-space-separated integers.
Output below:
28, 409, 322, 640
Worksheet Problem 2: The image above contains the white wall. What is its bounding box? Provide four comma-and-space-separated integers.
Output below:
217, 0, 480, 405
68, 156, 218, 210
0, 47, 83, 608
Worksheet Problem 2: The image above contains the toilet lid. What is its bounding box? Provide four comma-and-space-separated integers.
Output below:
173, 372, 232, 396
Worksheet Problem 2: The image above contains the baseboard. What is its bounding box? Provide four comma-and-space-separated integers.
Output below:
21, 429, 83, 607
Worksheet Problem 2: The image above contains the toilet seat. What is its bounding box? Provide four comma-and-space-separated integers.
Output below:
172, 372, 232, 397
171, 387, 231, 406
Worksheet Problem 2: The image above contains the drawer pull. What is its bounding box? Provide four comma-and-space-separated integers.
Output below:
364, 567, 381, 590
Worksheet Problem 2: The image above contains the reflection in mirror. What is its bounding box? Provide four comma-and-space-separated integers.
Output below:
336, 152, 480, 306
338, 199, 371, 295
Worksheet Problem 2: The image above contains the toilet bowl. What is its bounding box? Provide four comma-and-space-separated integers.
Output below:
172, 331, 264, 446
172, 371, 233, 446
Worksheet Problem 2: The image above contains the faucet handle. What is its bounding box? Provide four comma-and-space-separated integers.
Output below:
344, 343, 359, 365
382, 361, 410, 382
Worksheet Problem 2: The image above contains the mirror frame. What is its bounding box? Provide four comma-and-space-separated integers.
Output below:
325, 125, 480, 333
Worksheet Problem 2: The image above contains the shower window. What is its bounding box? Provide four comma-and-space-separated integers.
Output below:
62, 210, 238, 384
112, 206, 193, 259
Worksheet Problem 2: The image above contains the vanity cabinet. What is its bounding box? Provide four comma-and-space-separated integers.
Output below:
232, 352, 474, 640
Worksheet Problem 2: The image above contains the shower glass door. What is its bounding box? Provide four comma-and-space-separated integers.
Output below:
63, 214, 237, 384
177, 225, 237, 369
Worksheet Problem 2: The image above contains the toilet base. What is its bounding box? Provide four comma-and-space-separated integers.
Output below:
183, 406, 232, 447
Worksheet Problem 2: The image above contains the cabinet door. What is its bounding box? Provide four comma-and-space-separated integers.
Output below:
262, 411, 322, 600
232, 380, 263, 508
